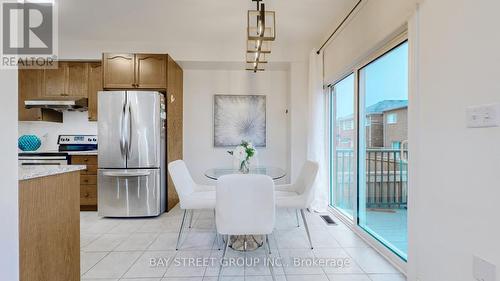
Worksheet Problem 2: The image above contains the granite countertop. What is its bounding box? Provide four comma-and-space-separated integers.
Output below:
19, 165, 87, 181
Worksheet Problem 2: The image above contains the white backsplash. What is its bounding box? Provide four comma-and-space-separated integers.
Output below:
18, 111, 97, 152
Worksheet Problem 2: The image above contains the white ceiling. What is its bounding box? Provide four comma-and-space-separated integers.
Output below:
57, 0, 356, 62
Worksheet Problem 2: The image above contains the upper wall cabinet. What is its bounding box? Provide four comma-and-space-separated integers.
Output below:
103, 53, 167, 90
43, 62, 89, 97
19, 69, 43, 121
43, 63, 66, 97
135, 54, 166, 89
18, 61, 100, 122
19, 68, 62, 122
67, 62, 89, 97
102, 54, 135, 89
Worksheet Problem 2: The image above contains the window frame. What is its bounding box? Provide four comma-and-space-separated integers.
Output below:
326, 30, 409, 273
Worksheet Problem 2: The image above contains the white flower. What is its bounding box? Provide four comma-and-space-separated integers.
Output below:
234, 145, 247, 161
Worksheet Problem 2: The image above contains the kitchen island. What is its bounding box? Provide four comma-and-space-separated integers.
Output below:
19, 165, 85, 281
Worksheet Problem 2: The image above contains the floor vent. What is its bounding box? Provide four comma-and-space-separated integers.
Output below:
320, 215, 337, 225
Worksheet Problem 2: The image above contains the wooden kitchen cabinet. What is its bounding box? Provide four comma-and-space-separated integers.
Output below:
88, 62, 102, 121
166, 55, 183, 211
18, 69, 42, 121
43, 62, 89, 97
135, 54, 167, 88
80, 185, 97, 206
18, 61, 99, 122
43, 62, 67, 97
18, 69, 63, 122
19, 171, 80, 281
67, 62, 89, 97
103, 53, 167, 89
102, 53, 136, 88
72, 155, 98, 211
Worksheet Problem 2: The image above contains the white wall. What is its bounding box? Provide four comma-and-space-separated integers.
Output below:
289, 62, 309, 181
0, 69, 19, 280
183, 68, 290, 185
19, 112, 97, 151
408, 0, 500, 280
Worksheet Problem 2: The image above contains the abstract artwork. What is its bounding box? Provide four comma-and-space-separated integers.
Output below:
214, 95, 266, 147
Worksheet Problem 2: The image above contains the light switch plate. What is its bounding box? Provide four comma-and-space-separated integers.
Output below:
466, 103, 500, 128
473, 256, 496, 281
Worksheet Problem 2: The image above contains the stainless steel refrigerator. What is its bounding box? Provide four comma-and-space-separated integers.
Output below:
97, 91, 166, 217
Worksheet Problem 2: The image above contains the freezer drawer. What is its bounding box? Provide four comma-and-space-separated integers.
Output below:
98, 168, 162, 217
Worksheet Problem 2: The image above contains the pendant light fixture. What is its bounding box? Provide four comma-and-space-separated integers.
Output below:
246, 0, 276, 72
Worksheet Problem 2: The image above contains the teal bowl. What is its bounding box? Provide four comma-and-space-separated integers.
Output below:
18, 135, 42, 151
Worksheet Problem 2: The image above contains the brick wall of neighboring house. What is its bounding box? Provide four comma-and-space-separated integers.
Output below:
384, 108, 408, 148
335, 119, 354, 148
334, 107, 408, 149
366, 114, 384, 148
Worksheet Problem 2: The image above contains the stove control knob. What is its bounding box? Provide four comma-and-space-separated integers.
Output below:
88, 138, 92, 142
93, 138, 97, 142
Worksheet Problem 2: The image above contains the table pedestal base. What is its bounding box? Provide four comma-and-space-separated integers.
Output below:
229, 235, 264, 251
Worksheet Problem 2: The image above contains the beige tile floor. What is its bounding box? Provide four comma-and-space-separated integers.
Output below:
80, 207, 406, 281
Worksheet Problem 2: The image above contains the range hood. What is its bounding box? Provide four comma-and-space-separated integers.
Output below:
25, 97, 88, 112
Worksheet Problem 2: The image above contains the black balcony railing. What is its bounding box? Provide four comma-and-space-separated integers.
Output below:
332, 148, 408, 210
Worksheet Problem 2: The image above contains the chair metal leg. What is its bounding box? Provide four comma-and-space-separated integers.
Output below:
176, 209, 188, 251
217, 235, 230, 281
264, 234, 277, 281
216, 232, 224, 251
266, 235, 272, 254
295, 209, 300, 227
188, 210, 194, 228
300, 209, 314, 249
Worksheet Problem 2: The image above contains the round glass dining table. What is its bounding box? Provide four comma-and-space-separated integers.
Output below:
204, 166, 286, 181
204, 166, 286, 251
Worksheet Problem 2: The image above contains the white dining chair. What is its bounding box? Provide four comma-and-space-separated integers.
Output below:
168, 160, 216, 250
216, 174, 277, 281
275, 160, 319, 249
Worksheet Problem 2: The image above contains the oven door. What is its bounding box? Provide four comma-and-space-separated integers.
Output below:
98, 168, 161, 217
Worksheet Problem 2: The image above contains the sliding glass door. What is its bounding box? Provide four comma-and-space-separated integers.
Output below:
328, 39, 409, 261
329, 74, 355, 218
358, 41, 409, 260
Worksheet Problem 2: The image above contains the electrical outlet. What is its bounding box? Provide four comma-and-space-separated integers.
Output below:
466, 103, 500, 128
473, 256, 496, 281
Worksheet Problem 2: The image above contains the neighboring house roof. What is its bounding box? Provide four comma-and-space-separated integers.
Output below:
337, 100, 408, 121
366, 100, 408, 114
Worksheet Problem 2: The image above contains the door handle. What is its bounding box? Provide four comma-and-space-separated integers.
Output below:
102, 171, 151, 177
127, 103, 132, 158
119, 99, 127, 158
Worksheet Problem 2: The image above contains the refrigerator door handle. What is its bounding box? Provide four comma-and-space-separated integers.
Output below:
119, 99, 127, 158
102, 171, 151, 177
123, 99, 131, 159
127, 103, 133, 158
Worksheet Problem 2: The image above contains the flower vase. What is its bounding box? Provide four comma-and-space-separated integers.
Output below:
239, 160, 250, 174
